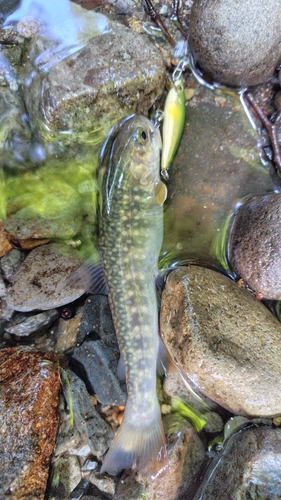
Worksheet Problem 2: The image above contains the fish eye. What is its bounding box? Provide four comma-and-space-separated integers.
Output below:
135, 127, 148, 144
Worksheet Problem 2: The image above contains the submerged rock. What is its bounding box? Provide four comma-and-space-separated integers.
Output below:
6, 243, 84, 311
194, 426, 281, 500
23, 15, 165, 136
228, 193, 281, 299
0, 347, 60, 499
4, 184, 83, 240
114, 414, 205, 500
0, 248, 25, 283
71, 340, 126, 406
0, 86, 32, 167
189, 0, 281, 87
4, 308, 58, 336
161, 266, 281, 417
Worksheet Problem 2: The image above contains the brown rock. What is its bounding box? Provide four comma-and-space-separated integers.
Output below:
24, 20, 165, 134
114, 415, 205, 500
161, 266, 281, 417
228, 193, 281, 299
0, 347, 60, 499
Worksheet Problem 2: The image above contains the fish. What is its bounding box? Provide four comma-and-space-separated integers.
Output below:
161, 78, 186, 176
97, 114, 168, 476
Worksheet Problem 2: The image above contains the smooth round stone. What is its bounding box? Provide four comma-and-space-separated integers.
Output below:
6, 243, 85, 312
194, 427, 281, 499
161, 266, 281, 417
228, 193, 281, 299
189, 0, 281, 87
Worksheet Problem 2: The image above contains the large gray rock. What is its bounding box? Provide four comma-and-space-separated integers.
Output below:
194, 427, 281, 500
23, 16, 165, 135
228, 193, 281, 300
161, 266, 281, 417
189, 0, 281, 87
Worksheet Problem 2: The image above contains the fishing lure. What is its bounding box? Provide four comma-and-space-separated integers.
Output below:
161, 77, 186, 176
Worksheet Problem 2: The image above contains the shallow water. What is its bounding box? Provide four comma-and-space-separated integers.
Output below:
1, 0, 281, 498
161, 87, 279, 274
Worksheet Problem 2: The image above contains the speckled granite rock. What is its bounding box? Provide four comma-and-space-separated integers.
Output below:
189, 0, 281, 86
6, 243, 84, 311
228, 193, 281, 299
161, 266, 281, 417
0, 347, 60, 499
194, 426, 281, 500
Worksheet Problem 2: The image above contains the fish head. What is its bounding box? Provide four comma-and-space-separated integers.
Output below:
100, 114, 167, 214
125, 115, 162, 188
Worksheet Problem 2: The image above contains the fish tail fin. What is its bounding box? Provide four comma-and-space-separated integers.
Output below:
100, 400, 166, 476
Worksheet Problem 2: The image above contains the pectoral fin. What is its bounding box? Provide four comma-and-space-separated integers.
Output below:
154, 181, 167, 205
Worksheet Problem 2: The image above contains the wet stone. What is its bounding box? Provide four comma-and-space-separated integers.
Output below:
24, 17, 165, 135
0, 271, 6, 297
228, 192, 281, 299
71, 340, 126, 406
4, 308, 59, 336
0, 86, 31, 167
78, 294, 117, 344
114, 415, 206, 500
189, 0, 281, 87
66, 369, 114, 458
50, 456, 83, 499
6, 242, 84, 312
54, 309, 83, 358
4, 185, 83, 240
0, 248, 25, 283
161, 266, 281, 417
137, 415, 206, 500
0, 347, 60, 499
194, 426, 281, 500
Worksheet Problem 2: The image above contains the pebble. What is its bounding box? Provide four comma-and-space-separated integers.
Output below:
228, 192, 281, 299
66, 369, 114, 458
194, 426, 281, 499
4, 309, 59, 336
0, 347, 60, 499
54, 310, 82, 357
189, 0, 281, 86
0, 273, 6, 297
6, 243, 85, 312
0, 248, 25, 283
71, 340, 126, 406
0, 86, 31, 167
161, 266, 281, 417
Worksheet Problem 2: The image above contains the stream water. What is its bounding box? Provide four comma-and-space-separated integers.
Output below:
1, 0, 281, 499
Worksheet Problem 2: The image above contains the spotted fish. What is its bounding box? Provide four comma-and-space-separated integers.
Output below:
98, 114, 167, 475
